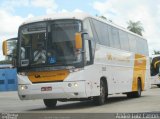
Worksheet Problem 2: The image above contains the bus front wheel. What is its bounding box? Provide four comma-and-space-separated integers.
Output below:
93, 80, 106, 105
43, 99, 57, 108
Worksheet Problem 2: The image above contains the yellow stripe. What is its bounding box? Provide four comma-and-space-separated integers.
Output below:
154, 60, 160, 69
28, 70, 69, 83
132, 54, 147, 91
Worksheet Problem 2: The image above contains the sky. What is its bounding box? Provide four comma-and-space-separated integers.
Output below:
0, 0, 160, 60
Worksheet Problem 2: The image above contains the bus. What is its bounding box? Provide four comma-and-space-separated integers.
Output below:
150, 54, 160, 87
3, 12, 150, 108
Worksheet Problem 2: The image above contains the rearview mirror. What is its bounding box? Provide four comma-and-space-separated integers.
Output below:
2, 38, 17, 56
75, 33, 82, 49
2, 40, 8, 55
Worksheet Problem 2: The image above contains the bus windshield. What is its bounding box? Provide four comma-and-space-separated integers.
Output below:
19, 20, 82, 68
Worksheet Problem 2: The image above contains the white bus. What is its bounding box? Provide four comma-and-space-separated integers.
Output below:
3, 12, 150, 107
150, 54, 160, 87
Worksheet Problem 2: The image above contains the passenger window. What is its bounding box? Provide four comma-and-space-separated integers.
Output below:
136, 37, 144, 54
112, 27, 121, 49
119, 30, 130, 51
108, 25, 113, 47
102, 24, 109, 46
128, 34, 136, 52
91, 20, 109, 46
136, 38, 149, 55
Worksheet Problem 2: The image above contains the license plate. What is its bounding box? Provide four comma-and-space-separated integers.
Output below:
41, 87, 52, 91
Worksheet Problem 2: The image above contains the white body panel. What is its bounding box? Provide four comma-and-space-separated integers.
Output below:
151, 75, 160, 85
94, 44, 134, 94
145, 68, 151, 89
18, 81, 87, 100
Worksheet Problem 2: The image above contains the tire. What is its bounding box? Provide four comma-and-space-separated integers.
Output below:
157, 84, 160, 88
93, 80, 106, 105
127, 92, 133, 98
127, 80, 142, 98
134, 80, 142, 97
43, 99, 57, 108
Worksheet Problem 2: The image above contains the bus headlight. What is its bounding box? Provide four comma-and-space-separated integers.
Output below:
20, 85, 28, 90
68, 83, 78, 87
69, 68, 82, 73
18, 72, 28, 76
74, 83, 78, 87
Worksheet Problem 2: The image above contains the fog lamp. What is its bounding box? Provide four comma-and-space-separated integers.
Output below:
68, 83, 72, 87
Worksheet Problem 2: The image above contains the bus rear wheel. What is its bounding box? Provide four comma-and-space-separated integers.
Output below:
93, 80, 106, 105
127, 80, 142, 98
157, 84, 160, 88
43, 99, 57, 108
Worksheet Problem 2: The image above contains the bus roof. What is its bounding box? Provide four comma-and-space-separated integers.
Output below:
21, 12, 146, 40
22, 12, 90, 25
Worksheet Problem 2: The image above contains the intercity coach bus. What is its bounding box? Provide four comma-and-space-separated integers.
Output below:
150, 54, 160, 87
3, 12, 150, 108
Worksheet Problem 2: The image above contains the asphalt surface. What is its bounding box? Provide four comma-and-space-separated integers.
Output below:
0, 85, 160, 113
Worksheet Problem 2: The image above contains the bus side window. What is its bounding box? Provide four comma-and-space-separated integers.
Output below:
119, 30, 130, 51
128, 34, 136, 53
112, 27, 121, 49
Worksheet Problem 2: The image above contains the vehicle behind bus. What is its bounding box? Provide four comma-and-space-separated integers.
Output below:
150, 54, 160, 87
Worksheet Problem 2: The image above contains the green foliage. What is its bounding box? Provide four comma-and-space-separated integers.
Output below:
127, 20, 144, 36
8, 40, 17, 57
153, 50, 160, 55
99, 16, 107, 20
0, 60, 12, 64
96, 15, 108, 20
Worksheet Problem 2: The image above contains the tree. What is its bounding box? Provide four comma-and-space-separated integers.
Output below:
153, 50, 160, 55
99, 15, 107, 20
127, 20, 144, 36
6, 40, 17, 61
0, 60, 12, 64
96, 15, 113, 22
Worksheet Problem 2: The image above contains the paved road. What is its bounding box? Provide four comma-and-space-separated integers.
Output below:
0, 86, 160, 113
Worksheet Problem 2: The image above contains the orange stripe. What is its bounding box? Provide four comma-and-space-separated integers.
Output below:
28, 70, 69, 83
132, 54, 147, 91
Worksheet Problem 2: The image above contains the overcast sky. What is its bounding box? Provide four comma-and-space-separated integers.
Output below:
0, 0, 160, 60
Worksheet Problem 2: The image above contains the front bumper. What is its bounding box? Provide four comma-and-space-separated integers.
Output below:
18, 81, 87, 100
